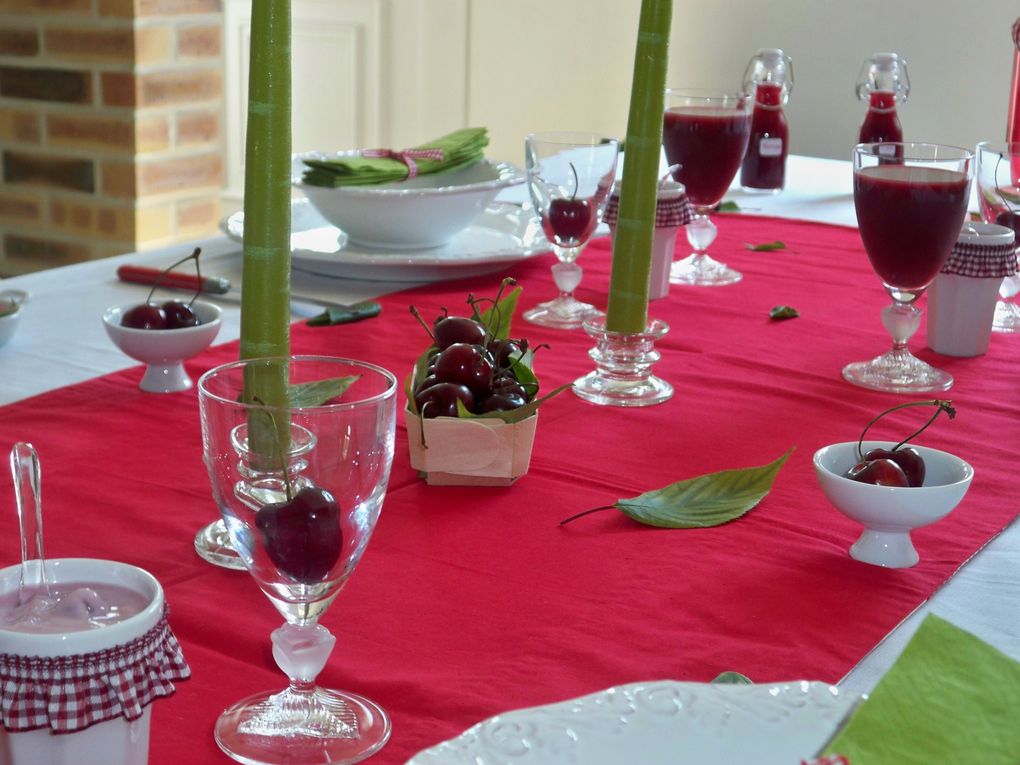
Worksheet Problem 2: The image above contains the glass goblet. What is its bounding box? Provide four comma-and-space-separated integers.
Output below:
843, 143, 974, 393
975, 141, 1020, 332
199, 355, 397, 765
523, 131, 619, 329
662, 88, 751, 286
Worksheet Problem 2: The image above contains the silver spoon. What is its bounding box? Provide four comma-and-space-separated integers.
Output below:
11, 442, 49, 603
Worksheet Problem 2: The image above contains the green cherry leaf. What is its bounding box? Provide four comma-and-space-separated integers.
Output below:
305, 301, 381, 327
769, 305, 800, 321
611, 448, 794, 529
288, 376, 360, 407
711, 671, 753, 685
715, 200, 741, 212
476, 286, 521, 340
745, 240, 787, 252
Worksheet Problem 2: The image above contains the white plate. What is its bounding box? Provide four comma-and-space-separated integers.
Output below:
406, 679, 861, 765
223, 198, 551, 283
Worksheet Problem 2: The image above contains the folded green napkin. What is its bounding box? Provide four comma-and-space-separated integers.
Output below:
824, 614, 1020, 764
301, 127, 489, 187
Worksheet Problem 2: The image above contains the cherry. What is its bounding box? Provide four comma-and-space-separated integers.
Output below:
995, 209, 1020, 236
413, 373, 439, 396
415, 382, 475, 418
162, 300, 201, 329
491, 374, 528, 401
477, 393, 526, 413
433, 343, 494, 395
255, 486, 342, 583
864, 446, 925, 487
121, 303, 168, 329
487, 338, 525, 369
845, 458, 910, 487
434, 316, 487, 350
545, 197, 593, 242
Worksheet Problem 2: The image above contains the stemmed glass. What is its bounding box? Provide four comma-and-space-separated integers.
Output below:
523, 132, 619, 329
663, 88, 751, 286
199, 356, 397, 765
975, 141, 1020, 332
843, 143, 973, 393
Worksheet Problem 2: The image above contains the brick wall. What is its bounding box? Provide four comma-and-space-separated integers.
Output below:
0, 0, 223, 275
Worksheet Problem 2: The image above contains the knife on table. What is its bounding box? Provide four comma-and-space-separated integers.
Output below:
115, 264, 372, 320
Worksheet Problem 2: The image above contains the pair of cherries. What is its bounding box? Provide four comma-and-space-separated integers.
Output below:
843, 400, 956, 487
120, 246, 204, 330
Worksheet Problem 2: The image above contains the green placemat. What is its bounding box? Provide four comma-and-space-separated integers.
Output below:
301, 127, 489, 187
824, 614, 1020, 764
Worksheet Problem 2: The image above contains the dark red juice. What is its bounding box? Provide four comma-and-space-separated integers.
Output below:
740, 83, 788, 191
859, 91, 903, 145
663, 107, 750, 207
854, 165, 970, 289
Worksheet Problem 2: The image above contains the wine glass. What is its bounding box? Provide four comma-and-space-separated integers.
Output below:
199, 355, 397, 765
523, 131, 619, 329
975, 141, 1020, 332
843, 143, 974, 393
663, 88, 751, 286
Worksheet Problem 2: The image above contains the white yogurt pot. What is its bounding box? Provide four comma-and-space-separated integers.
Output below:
0, 559, 165, 765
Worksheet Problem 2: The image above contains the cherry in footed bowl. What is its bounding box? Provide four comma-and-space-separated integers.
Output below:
813, 440, 973, 568
103, 300, 221, 393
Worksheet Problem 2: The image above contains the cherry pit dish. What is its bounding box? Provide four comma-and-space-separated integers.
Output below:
813, 401, 973, 568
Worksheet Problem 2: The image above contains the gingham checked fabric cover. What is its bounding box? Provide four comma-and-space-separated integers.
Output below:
0, 606, 190, 733
942, 236, 1018, 278
603, 185, 695, 228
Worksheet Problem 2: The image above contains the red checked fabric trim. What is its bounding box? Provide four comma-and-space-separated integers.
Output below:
0, 605, 190, 733
603, 192, 695, 228
942, 240, 1018, 278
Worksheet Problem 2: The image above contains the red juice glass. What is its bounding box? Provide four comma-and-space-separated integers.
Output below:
843, 143, 973, 393
662, 88, 751, 286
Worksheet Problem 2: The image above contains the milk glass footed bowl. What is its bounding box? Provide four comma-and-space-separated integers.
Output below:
813, 441, 973, 568
103, 300, 222, 393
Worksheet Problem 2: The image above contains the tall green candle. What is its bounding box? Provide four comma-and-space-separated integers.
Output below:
605, 0, 672, 334
240, 0, 291, 407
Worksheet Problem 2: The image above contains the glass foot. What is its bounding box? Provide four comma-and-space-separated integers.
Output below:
194, 519, 246, 570
215, 686, 391, 765
669, 253, 742, 286
523, 296, 596, 329
842, 349, 953, 393
991, 299, 1020, 333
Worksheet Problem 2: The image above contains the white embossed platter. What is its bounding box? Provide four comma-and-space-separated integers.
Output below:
405, 680, 860, 765
223, 198, 551, 283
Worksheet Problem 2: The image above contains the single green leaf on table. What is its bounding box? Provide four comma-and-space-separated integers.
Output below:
288, 376, 359, 407
605, 448, 794, 529
305, 301, 381, 327
715, 200, 741, 213
769, 305, 800, 321
745, 240, 787, 252
711, 671, 753, 685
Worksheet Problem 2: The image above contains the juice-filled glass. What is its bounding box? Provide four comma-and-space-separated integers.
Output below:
843, 143, 973, 393
662, 88, 751, 286
740, 48, 793, 193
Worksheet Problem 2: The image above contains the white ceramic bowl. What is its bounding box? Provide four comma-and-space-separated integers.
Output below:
813, 441, 974, 568
0, 558, 163, 765
103, 300, 222, 393
294, 156, 525, 249
0, 289, 29, 348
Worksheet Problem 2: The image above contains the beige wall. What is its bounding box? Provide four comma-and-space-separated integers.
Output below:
466, 0, 1017, 164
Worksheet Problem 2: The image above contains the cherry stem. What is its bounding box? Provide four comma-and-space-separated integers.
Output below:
559, 505, 616, 526
252, 396, 293, 502
408, 305, 436, 344
856, 399, 956, 461
144, 247, 202, 305
568, 162, 579, 200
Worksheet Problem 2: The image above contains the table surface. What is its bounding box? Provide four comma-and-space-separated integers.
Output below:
0, 154, 1017, 759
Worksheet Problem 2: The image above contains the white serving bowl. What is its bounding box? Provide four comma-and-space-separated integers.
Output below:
294, 156, 525, 249
103, 300, 222, 393
813, 441, 974, 568
0, 289, 28, 348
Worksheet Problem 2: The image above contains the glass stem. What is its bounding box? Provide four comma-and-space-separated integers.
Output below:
551, 261, 583, 300
685, 211, 717, 261
882, 300, 922, 352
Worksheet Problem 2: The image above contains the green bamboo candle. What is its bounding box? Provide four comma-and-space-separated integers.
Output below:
240, 0, 291, 407
605, 0, 672, 334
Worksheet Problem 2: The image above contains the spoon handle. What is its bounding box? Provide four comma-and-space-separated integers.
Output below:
10, 442, 48, 599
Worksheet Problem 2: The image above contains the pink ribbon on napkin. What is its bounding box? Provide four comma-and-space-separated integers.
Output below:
360, 147, 446, 179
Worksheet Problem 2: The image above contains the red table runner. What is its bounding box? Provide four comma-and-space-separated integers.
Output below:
1, 215, 1018, 764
